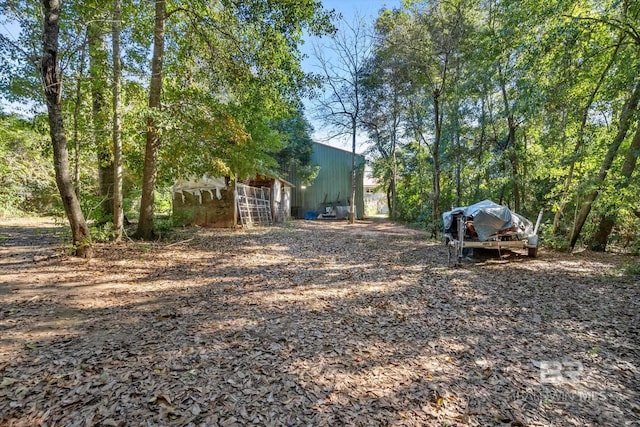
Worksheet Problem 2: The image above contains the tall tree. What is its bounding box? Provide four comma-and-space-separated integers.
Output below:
361, 9, 411, 219
134, 0, 333, 237
481, 0, 539, 213
41, 0, 92, 257
135, 0, 165, 240
551, 38, 624, 235
70, 36, 87, 196
589, 121, 640, 250
87, 12, 113, 219
313, 13, 372, 223
404, 0, 467, 234
563, 0, 640, 249
569, 81, 640, 250
112, 0, 124, 240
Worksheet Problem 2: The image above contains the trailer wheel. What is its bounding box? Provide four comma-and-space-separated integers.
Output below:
528, 246, 538, 258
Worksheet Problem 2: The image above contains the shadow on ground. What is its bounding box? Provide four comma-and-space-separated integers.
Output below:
1, 219, 638, 426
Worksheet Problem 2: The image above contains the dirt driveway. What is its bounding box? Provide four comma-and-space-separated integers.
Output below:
1, 218, 639, 426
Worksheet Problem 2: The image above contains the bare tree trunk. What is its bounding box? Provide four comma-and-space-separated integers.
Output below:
88, 21, 113, 219
498, 63, 519, 212
112, 0, 124, 241
312, 14, 370, 224
416, 130, 426, 216
349, 116, 356, 224
590, 122, 640, 251
391, 139, 397, 220
507, 118, 519, 212
136, 0, 166, 240
72, 66, 83, 197
72, 35, 87, 197
473, 93, 488, 201
42, 0, 93, 258
510, 152, 518, 212
387, 93, 400, 221
590, 216, 615, 251
569, 81, 640, 250
451, 61, 462, 208
432, 88, 442, 238
453, 104, 461, 207
455, 139, 461, 207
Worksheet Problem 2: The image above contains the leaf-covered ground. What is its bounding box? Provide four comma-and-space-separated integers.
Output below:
1, 218, 639, 426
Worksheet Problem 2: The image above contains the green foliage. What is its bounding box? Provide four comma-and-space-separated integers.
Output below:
78, 192, 111, 225
541, 225, 572, 252
0, 114, 57, 216
153, 215, 176, 239
2, 0, 335, 244
361, 0, 640, 249
2, 0, 638, 253
154, 189, 173, 216
89, 221, 116, 242
148, 0, 335, 185
620, 261, 640, 276
274, 109, 319, 186
118, 187, 171, 222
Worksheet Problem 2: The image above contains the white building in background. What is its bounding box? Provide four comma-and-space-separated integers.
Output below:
363, 169, 388, 216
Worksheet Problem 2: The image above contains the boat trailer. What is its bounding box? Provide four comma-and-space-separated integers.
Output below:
444, 202, 543, 267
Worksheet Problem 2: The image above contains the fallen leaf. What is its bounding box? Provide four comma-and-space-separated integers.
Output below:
0, 377, 17, 388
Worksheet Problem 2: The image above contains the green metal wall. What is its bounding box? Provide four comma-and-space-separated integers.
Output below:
287, 142, 365, 219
